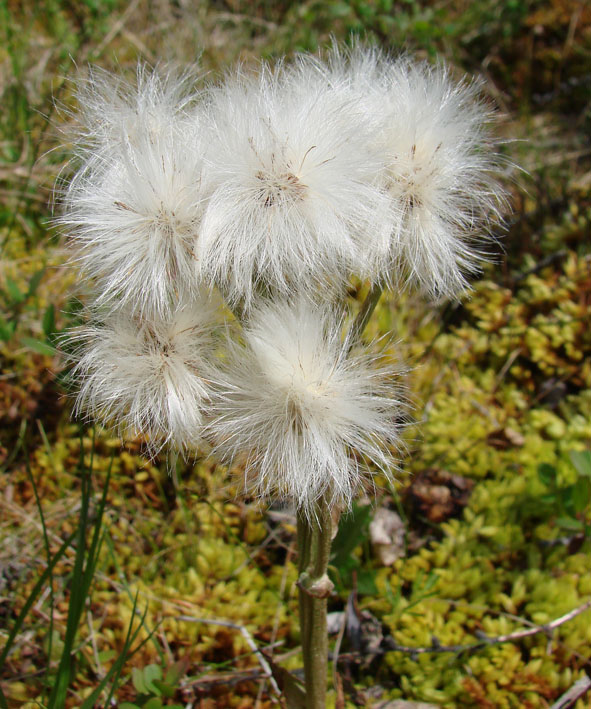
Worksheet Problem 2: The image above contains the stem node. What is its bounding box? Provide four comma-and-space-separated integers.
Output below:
297, 572, 334, 599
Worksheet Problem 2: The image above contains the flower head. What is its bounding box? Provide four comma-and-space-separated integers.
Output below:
293, 46, 507, 299
70, 64, 201, 159
60, 65, 205, 316
70, 297, 216, 451
379, 58, 507, 298
198, 62, 392, 306
208, 299, 404, 516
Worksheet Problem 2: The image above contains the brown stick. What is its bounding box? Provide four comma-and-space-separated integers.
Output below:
386, 599, 591, 656
550, 675, 591, 709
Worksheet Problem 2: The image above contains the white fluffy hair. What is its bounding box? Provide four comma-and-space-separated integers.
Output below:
295, 46, 507, 299
60, 65, 205, 316
69, 63, 202, 158
62, 125, 205, 316
380, 57, 507, 298
208, 299, 404, 517
197, 61, 393, 307
69, 297, 216, 451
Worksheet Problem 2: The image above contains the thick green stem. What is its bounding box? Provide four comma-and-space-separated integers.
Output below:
297, 496, 333, 708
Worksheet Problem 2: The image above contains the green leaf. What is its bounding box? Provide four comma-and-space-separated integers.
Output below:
6, 277, 24, 304
573, 477, 591, 513
356, 568, 378, 596
331, 502, 373, 568
0, 530, 77, 669
119, 704, 141, 709
556, 516, 583, 532
0, 315, 16, 341
21, 336, 55, 356
81, 594, 154, 709
538, 463, 557, 487
142, 664, 163, 695
42, 304, 55, 336
98, 649, 117, 663
423, 571, 440, 593
267, 659, 307, 709
27, 268, 45, 297
48, 437, 109, 708
164, 658, 188, 687
132, 666, 146, 694
152, 680, 175, 698
560, 486, 576, 515
143, 698, 163, 709
385, 580, 402, 611
570, 450, 591, 478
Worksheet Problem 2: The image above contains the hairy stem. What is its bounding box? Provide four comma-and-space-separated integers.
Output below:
297, 496, 333, 708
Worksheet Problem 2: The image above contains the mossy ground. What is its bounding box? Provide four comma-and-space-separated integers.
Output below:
1, 1, 590, 707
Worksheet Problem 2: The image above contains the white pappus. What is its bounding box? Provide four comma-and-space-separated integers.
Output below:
197, 62, 393, 307
60, 66, 206, 316
69, 297, 216, 452
207, 299, 404, 518
293, 46, 508, 299
379, 58, 507, 299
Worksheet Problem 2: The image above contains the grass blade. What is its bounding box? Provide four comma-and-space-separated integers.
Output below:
80, 594, 156, 709
48, 430, 112, 708
24, 449, 55, 705
0, 531, 76, 669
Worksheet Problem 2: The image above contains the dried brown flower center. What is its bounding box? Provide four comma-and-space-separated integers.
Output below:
254, 170, 307, 207
154, 204, 192, 239
389, 142, 443, 211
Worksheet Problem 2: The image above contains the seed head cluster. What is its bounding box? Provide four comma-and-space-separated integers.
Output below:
60, 47, 507, 514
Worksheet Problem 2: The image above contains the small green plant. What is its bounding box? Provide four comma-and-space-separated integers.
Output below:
119, 661, 186, 709
0, 268, 49, 347
329, 502, 377, 595
537, 450, 591, 536
0, 430, 105, 707
385, 569, 440, 619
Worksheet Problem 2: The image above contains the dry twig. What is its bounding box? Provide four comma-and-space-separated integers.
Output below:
177, 614, 281, 698
550, 675, 591, 709
386, 599, 591, 656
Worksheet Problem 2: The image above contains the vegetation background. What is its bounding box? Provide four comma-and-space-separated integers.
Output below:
0, 0, 590, 707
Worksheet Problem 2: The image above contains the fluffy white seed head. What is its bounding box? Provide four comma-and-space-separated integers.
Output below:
208, 299, 404, 517
62, 126, 205, 315
198, 62, 393, 306
379, 58, 507, 299
290, 44, 390, 129
70, 64, 201, 159
295, 47, 507, 299
60, 66, 206, 316
69, 297, 216, 452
